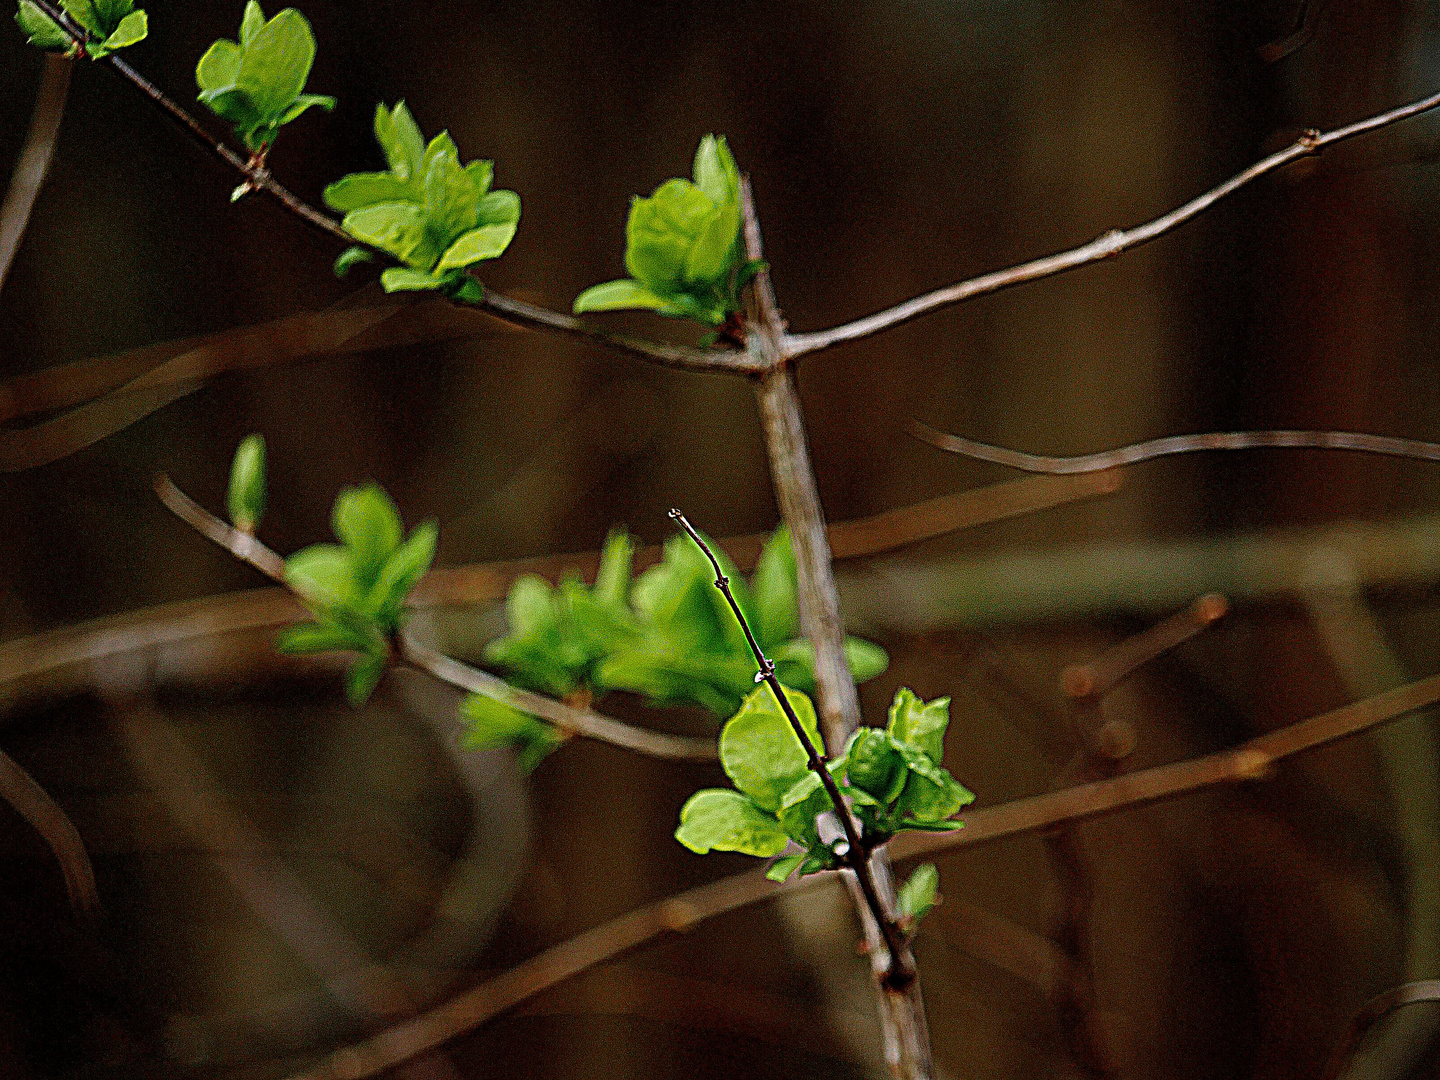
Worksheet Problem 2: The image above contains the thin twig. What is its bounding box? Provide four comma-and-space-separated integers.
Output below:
1319, 980, 1440, 1080
1060, 593, 1229, 702
155, 474, 717, 762
910, 423, 1440, 474
783, 88, 1440, 358
22, 0, 750, 377
0, 54, 70, 291
0, 745, 97, 917
285, 672, 1440, 1080
669, 509, 915, 989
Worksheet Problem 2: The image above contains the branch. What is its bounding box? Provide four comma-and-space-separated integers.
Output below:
0, 745, 97, 917
285, 672, 1440, 1080
783, 89, 1440, 359
24, 0, 752, 377
0, 54, 70, 291
1320, 980, 1440, 1080
669, 509, 915, 990
154, 475, 717, 762
910, 423, 1440, 474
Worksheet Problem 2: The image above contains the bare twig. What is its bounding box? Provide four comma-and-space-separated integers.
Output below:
669, 509, 914, 988
783, 88, 1440, 358
286, 673, 1440, 1080
1319, 980, 1440, 1080
0, 745, 97, 917
155, 474, 717, 762
0, 55, 70, 291
22, 0, 750, 377
1060, 594, 1229, 702
910, 423, 1440, 474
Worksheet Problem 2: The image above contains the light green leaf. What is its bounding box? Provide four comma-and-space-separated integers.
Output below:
460, 694, 563, 773
594, 529, 632, 609
236, 7, 315, 118
505, 576, 557, 636
692, 134, 738, 206
422, 138, 478, 245
239, 0, 263, 43
323, 172, 411, 211
226, 434, 266, 532
342, 202, 428, 263
345, 652, 386, 705
97, 6, 144, 51
332, 246, 373, 277
476, 188, 520, 226
675, 789, 789, 857
887, 688, 951, 764
273, 621, 370, 654
374, 101, 425, 182
285, 544, 356, 610
464, 159, 494, 198
845, 636, 889, 684
719, 684, 822, 812
435, 223, 515, 271
277, 92, 335, 124
16, 2, 69, 51
893, 766, 974, 825
897, 863, 940, 923
624, 179, 711, 292
62, 0, 101, 36
573, 279, 677, 315
684, 198, 740, 285
844, 727, 906, 804
750, 527, 796, 646
196, 37, 243, 90
766, 852, 807, 883
197, 86, 260, 127
380, 268, 444, 291
366, 520, 438, 622
331, 483, 402, 587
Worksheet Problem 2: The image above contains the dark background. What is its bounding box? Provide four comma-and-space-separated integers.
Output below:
0, 1, 1439, 1077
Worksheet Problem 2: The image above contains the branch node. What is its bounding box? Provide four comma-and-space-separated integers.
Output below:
1231, 747, 1275, 782
1298, 127, 1323, 150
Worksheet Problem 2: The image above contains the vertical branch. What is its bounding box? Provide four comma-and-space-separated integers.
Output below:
739, 179, 934, 1080
0, 55, 71, 291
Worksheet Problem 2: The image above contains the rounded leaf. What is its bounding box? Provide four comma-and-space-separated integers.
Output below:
719, 684, 822, 812
435, 223, 516, 272
675, 789, 789, 857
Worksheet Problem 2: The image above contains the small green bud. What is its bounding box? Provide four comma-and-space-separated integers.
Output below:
227, 434, 267, 533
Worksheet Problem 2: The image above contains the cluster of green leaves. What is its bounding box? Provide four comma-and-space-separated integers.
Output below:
274, 480, 437, 705
460, 694, 566, 774
674, 685, 971, 894
486, 526, 887, 715
574, 135, 763, 328
324, 102, 520, 299
195, 3, 333, 154
15, 0, 146, 59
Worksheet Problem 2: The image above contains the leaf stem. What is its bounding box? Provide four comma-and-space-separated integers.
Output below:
668, 508, 916, 990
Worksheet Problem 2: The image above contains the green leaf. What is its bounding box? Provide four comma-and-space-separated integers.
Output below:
476, 188, 520, 226
226, 433, 266, 532
331, 483, 401, 587
719, 684, 822, 813
893, 766, 974, 825
62, 0, 102, 36
274, 621, 370, 654
464, 159, 494, 197
94, 5, 143, 52
324, 172, 411, 212
15, 2, 70, 50
284, 544, 356, 610
460, 693, 563, 773
277, 92, 335, 124
236, 7, 314, 117
684, 198, 740, 285
505, 575, 557, 636
343, 202, 427, 261
346, 652, 386, 706
750, 527, 797, 646
374, 101, 425, 183
887, 688, 950, 764
435, 223, 516, 271
844, 636, 890, 684
239, 0, 263, 42
333, 246, 373, 277
766, 852, 807, 883
365, 520, 438, 623
573, 279, 678, 315
692, 134, 739, 207
844, 727, 906, 804
624, 178, 712, 293
675, 789, 790, 857
897, 863, 940, 923
380, 267, 444, 291
594, 529, 633, 609
422, 136, 479, 245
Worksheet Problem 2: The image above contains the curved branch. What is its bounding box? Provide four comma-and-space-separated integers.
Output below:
1320, 980, 1440, 1080
154, 475, 717, 762
784, 89, 1440, 359
0, 55, 70, 291
0, 746, 98, 917
284, 671, 1440, 1080
23, 0, 748, 376
910, 423, 1440, 474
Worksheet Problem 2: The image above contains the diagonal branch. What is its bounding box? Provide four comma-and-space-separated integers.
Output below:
0, 745, 98, 917
783, 88, 1440, 359
0, 54, 71, 292
284, 670, 1440, 1080
22, 0, 752, 376
910, 423, 1440, 474
154, 475, 717, 762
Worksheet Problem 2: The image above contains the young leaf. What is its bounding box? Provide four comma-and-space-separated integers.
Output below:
331, 483, 402, 586
765, 852, 807, 883
675, 789, 790, 857
345, 651, 386, 705
436, 224, 518, 273
365, 520, 438, 621
226, 433, 266, 532
284, 544, 355, 610
750, 526, 797, 646
593, 528, 633, 609
380, 268, 445, 291
273, 621, 370, 654
15, 2, 70, 50
887, 687, 951, 764
573, 279, 678, 315
333, 246, 373, 277
718, 684, 822, 813
897, 863, 941, 923
844, 727, 906, 804
460, 693, 564, 773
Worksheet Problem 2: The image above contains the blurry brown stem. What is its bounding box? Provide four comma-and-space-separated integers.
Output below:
1319, 980, 1440, 1080
154, 474, 717, 762
0, 55, 70, 292
1060, 593, 1229, 702
0, 745, 97, 918
783, 88, 1440, 358
911, 423, 1440, 474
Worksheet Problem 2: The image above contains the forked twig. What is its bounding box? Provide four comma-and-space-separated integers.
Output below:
783, 90, 1440, 358
910, 423, 1440, 474
154, 474, 717, 761
284, 671, 1440, 1080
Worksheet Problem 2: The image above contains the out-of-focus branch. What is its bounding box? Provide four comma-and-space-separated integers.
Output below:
0, 745, 97, 917
0, 55, 70, 291
1319, 981, 1440, 1080
783, 88, 1440, 358
154, 475, 716, 762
